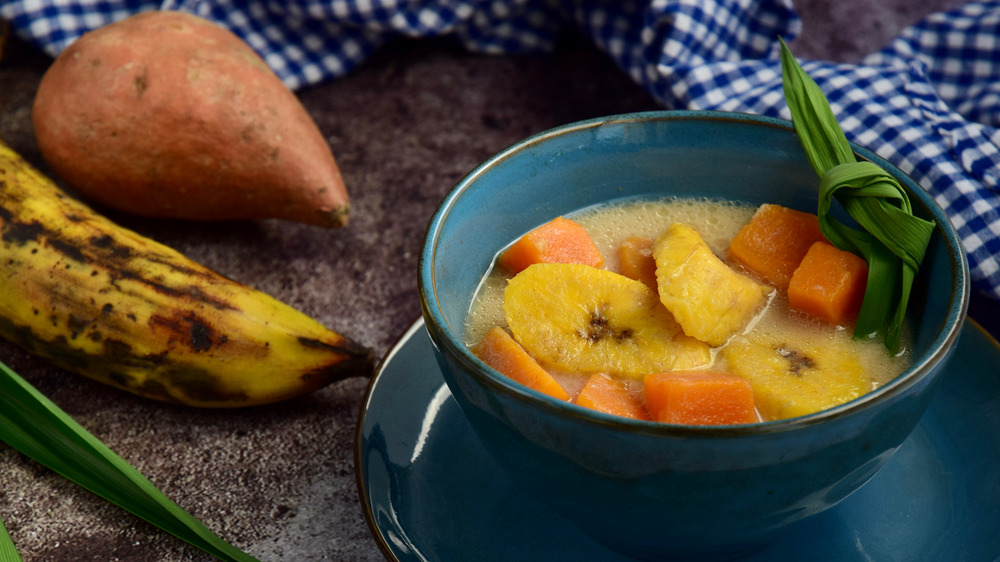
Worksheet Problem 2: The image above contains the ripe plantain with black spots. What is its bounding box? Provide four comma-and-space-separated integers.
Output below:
0, 140, 373, 407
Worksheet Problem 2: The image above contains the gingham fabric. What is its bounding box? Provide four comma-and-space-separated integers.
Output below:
3, 0, 999, 303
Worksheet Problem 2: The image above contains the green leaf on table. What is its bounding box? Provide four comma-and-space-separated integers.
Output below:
779, 38, 935, 353
0, 361, 259, 562
0, 514, 21, 562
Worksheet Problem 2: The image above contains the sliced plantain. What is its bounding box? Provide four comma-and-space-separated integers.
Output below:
721, 323, 874, 421
504, 263, 711, 379
654, 223, 772, 347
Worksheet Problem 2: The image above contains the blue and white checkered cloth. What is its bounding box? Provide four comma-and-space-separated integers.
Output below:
3, 0, 999, 304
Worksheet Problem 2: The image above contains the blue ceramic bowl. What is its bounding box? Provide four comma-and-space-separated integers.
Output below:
418, 111, 969, 560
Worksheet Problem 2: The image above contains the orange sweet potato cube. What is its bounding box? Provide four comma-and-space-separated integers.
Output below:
644, 371, 759, 426
576, 373, 650, 421
728, 204, 827, 290
473, 327, 570, 400
498, 217, 604, 274
787, 241, 868, 325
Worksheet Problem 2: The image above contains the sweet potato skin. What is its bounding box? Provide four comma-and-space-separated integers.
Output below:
32, 11, 350, 227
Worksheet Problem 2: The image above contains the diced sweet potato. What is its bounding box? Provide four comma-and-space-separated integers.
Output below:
576, 373, 650, 420
498, 217, 604, 274
788, 241, 868, 325
617, 236, 657, 290
472, 327, 570, 400
643, 371, 759, 425
728, 204, 827, 289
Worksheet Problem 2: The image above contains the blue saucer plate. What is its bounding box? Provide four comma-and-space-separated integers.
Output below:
355, 319, 1000, 561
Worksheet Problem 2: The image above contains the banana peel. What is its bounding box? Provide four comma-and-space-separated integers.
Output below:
0, 140, 373, 407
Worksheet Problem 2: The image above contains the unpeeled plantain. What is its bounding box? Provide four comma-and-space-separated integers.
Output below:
0, 140, 373, 407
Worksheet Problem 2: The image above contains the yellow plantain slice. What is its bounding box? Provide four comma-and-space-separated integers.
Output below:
504, 263, 711, 379
722, 328, 873, 420
654, 223, 772, 346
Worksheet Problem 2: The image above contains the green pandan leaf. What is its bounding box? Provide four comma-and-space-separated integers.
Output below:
779, 38, 935, 354
0, 514, 21, 562
0, 361, 258, 562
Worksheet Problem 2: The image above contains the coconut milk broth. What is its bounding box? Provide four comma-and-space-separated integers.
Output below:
464, 197, 911, 402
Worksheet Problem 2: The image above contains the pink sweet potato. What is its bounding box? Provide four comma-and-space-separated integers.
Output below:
31, 11, 350, 227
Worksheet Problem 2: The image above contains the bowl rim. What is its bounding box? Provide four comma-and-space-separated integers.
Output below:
419, 109, 970, 438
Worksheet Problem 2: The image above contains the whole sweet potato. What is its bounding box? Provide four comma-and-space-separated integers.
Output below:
32, 11, 350, 227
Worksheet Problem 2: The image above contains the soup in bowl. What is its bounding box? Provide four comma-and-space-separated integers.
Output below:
418, 111, 968, 559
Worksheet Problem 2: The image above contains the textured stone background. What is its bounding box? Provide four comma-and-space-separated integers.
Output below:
0, 1, 977, 560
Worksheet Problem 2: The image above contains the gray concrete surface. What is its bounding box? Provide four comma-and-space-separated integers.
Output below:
0, 1, 974, 560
